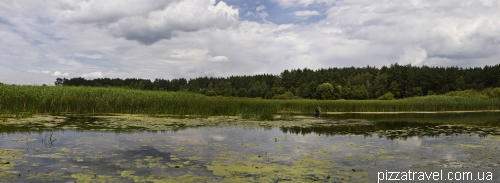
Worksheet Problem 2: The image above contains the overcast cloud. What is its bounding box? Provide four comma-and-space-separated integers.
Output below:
0, 0, 499, 85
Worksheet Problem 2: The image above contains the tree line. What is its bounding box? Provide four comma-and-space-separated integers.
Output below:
55, 63, 500, 100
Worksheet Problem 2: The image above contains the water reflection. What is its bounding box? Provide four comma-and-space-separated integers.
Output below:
2, 127, 500, 182
280, 121, 500, 140
325, 111, 500, 125
1, 113, 500, 182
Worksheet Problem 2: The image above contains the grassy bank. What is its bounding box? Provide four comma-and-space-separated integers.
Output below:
1, 85, 499, 120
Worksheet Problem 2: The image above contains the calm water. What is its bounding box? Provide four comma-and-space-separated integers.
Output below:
1, 113, 500, 182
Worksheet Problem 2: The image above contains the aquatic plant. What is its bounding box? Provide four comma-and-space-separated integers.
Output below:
0, 85, 499, 119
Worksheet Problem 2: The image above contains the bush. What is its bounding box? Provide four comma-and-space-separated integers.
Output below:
273, 92, 295, 100
378, 92, 395, 100
445, 89, 480, 97
483, 88, 500, 99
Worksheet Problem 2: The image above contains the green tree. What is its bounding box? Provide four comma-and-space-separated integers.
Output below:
373, 73, 388, 98
289, 86, 297, 95
411, 87, 423, 97
306, 81, 318, 99
54, 78, 64, 86
247, 88, 258, 98
389, 81, 401, 98
317, 83, 335, 100
353, 85, 369, 99
455, 76, 466, 91
440, 84, 449, 94
236, 88, 247, 97
273, 91, 294, 100
342, 81, 354, 99
296, 84, 308, 98
271, 87, 286, 96
335, 85, 342, 99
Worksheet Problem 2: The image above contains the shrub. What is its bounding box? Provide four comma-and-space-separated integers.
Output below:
378, 92, 395, 100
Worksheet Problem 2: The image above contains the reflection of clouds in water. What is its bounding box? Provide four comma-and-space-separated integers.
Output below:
168, 135, 208, 145
394, 136, 421, 148
210, 134, 226, 141
164, 128, 232, 145
3, 127, 500, 182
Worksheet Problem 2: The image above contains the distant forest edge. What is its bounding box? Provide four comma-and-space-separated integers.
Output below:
55, 63, 500, 100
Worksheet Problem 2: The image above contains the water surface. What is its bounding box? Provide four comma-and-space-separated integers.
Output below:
1, 113, 500, 182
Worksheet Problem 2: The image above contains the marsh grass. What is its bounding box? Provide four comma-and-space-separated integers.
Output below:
0, 85, 278, 120
1, 85, 499, 120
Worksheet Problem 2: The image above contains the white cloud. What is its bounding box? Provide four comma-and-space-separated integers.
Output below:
294, 10, 320, 17
59, 0, 239, 45
210, 56, 230, 62
28, 70, 52, 74
81, 71, 103, 78
399, 46, 428, 65
75, 53, 103, 59
166, 49, 208, 60
246, 5, 269, 22
51, 71, 69, 76
1, 0, 500, 85
273, 0, 335, 8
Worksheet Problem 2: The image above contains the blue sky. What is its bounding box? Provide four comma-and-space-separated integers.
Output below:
1, 0, 499, 85
220, 0, 328, 24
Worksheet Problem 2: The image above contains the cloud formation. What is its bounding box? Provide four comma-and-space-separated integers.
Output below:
82, 71, 103, 78
210, 56, 230, 62
59, 0, 239, 45
1, 0, 500, 85
273, 0, 335, 8
294, 10, 320, 17
51, 71, 69, 76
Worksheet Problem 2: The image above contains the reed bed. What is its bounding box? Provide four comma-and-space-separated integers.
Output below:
0, 85, 278, 120
1, 85, 499, 120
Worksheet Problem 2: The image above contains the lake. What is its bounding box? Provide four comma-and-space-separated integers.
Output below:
1, 112, 500, 182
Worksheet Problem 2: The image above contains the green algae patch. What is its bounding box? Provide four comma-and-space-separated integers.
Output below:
0, 114, 373, 132
31, 152, 67, 159
457, 144, 486, 149
121, 170, 209, 183
207, 155, 335, 182
120, 170, 136, 177
0, 148, 23, 179
0, 149, 23, 160
59, 147, 72, 153
71, 173, 118, 183
26, 172, 67, 182
0, 170, 20, 182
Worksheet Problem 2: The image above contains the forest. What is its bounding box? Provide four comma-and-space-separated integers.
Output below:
55, 63, 500, 100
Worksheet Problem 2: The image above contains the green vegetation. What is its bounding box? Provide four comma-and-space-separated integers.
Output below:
0, 85, 278, 120
1, 85, 500, 120
56, 63, 500, 100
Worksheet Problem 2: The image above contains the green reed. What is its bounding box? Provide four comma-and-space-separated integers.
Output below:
1, 85, 499, 120
0, 85, 278, 120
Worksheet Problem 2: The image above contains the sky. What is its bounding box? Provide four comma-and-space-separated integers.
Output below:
1, 0, 499, 85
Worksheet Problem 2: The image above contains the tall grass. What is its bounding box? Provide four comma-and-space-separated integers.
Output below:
1, 85, 499, 120
276, 95, 500, 114
0, 85, 278, 120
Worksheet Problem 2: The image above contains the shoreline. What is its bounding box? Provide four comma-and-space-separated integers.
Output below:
322, 110, 500, 114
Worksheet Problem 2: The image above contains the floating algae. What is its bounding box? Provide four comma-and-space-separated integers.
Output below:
26, 172, 67, 182
2, 113, 500, 182
0, 149, 23, 180
71, 173, 118, 183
